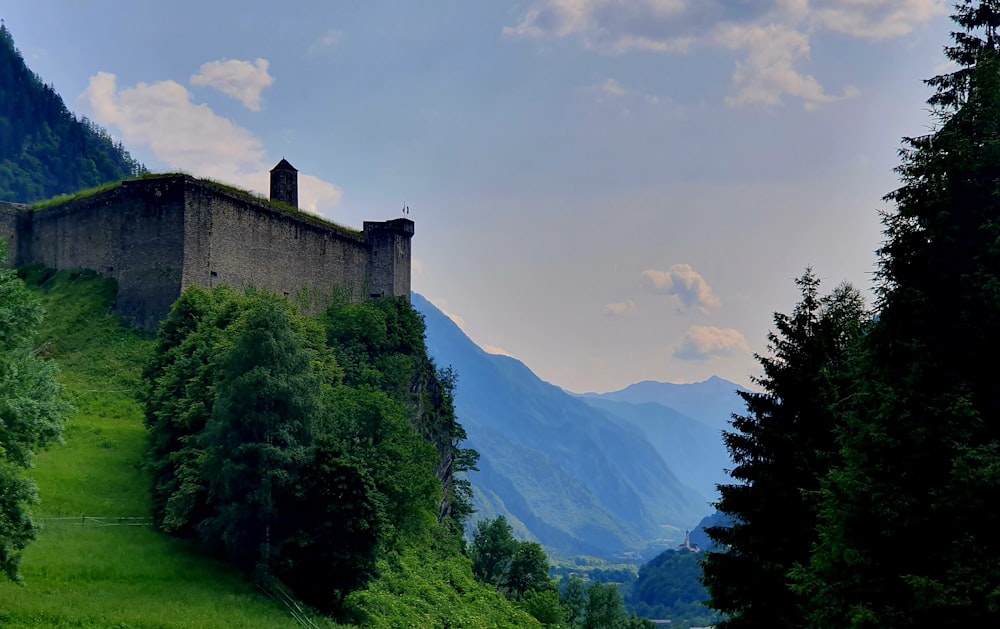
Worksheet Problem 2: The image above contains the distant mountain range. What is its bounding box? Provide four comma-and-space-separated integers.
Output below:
413, 293, 746, 558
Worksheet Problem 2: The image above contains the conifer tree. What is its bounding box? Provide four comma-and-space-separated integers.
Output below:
801, 5, 1000, 625
701, 271, 866, 628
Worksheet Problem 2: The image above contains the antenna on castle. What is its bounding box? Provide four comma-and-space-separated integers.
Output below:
402, 201, 410, 216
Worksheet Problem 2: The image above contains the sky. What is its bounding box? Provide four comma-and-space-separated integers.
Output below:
5, 1, 956, 393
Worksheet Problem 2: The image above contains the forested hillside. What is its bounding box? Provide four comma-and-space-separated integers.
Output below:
0, 24, 143, 202
0, 268, 543, 627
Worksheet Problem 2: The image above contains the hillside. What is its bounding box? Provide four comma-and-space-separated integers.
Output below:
413, 293, 712, 557
0, 24, 143, 202
0, 269, 537, 628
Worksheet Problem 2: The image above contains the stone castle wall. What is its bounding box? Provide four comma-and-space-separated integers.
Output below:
20, 180, 187, 328
2, 175, 412, 329
181, 179, 371, 308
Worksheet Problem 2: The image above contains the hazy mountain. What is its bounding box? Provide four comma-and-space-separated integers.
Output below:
581, 376, 747, 431
579, 397, 730, 505
413, 293, 712, 557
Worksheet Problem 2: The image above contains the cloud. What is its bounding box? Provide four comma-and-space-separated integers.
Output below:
601, 78, 627, 96
482, 344, 516, 357
503, 0, 697, 53
309, 28, 343, 56
640, 264, 720, 314
505, 0, 940, 107
673, 326, 749, 360
190, 58, 274, 111
441, 307, 466, 331
82, 71, 341, 215
716, 22, 858, 109
604, 300, 637, 316
811, 0, 946, 40
317, 29, 342, 48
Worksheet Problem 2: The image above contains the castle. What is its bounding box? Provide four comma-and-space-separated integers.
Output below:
0, 159, 413, 329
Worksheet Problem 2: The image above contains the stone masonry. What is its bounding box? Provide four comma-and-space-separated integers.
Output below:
0, 162, 413, 329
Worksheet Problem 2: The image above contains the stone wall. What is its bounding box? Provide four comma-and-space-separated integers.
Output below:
182, 180, 372, 312
0, 201, 28, 266
24, 180, 187, 328
3, 174, 413, 329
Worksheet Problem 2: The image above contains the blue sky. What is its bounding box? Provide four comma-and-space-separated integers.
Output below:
7, 1, 953, 392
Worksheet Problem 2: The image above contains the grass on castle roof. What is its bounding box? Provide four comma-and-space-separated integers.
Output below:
0, 267, 334, 629
29, 173, 363, 238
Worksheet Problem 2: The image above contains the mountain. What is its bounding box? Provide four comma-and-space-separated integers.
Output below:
413, 293, 713, 557
0, 24, 143, 202
582, 376, 747, 431
579, 397, 730, 505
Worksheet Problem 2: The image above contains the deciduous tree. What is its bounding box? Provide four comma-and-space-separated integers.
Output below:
0, 252, 71, 581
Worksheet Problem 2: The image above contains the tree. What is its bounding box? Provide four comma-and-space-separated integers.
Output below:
701, 270, 867, 627
198, 293, 326, 573
561, 576, 589, 627
505, 541, 552, 601
800, 27, 1000, 627
0, 251, 71, 581
470, 516, 519, 588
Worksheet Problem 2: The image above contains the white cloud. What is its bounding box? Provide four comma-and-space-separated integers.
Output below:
640, 264, 720, 314
604, 300, 637, 316
82, 71, 341, 215
717, 22, 858, 109
811, 0, 946, 40
190, 58, 274, 111
483, 344, 516, 357
506, 0, 939, 108
601, 78, 627, 96
673, 326, 749, 360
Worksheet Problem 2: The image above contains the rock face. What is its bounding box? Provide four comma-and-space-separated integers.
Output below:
0, 170, 413, 329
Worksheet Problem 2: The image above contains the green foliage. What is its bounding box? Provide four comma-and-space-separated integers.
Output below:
0, 24, 144, 203
323, 297, 478, 532
343, 547, 542, 628
198, 293, 327, 572
628, 550, 718, 628
471, 516, 520, 588
0, 268, 330, 628
798, 25, 1000, 627
507, 542, 553, 601
701, 270, 867, 628
143, 286, 480, 617
0, 246, 72, 582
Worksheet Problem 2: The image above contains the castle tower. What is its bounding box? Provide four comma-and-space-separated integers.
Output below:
364, 218, 414, 300
270, 158, 298, 207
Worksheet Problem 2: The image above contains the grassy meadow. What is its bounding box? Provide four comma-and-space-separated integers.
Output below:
0, 268, 329, 628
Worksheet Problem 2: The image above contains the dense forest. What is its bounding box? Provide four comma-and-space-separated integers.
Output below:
703, 1, 1000, 627
0, 23, 143, 202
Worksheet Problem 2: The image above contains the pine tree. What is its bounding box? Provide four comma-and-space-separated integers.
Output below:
801, 6, 1000, 624
701, 271, 866, 628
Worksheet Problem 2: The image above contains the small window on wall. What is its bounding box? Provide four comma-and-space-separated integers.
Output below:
210, 271, 218, 277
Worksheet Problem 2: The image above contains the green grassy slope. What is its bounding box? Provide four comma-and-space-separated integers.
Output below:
0, 268, 328, 629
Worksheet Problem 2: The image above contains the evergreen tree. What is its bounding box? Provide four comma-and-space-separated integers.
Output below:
198, 293, 326, 574
801, 6, 1000, 625
701, 271, 866, 627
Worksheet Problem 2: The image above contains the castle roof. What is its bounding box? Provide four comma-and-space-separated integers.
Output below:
270, 158, 297, 172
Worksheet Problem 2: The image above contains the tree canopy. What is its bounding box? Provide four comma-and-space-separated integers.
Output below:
0, 248, 71, 582
143, 288, 474, 614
